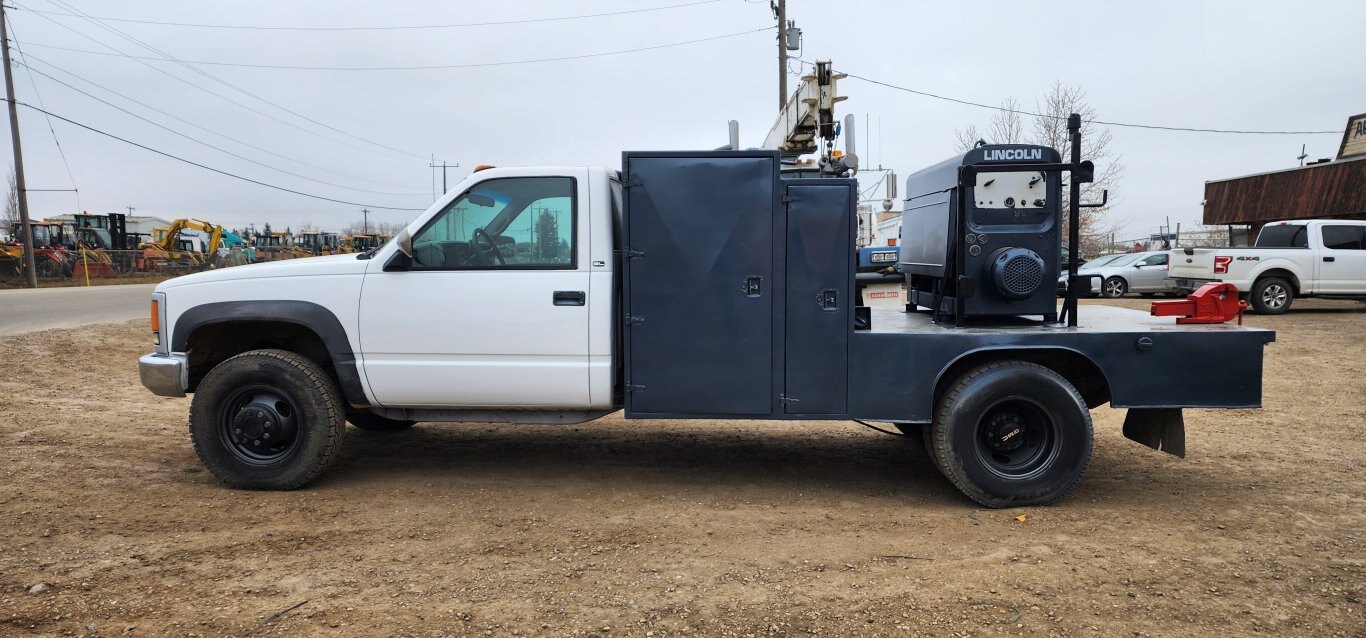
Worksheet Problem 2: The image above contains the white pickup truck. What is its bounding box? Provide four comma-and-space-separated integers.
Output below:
1169, 220, 1366, 314
138, 149, 1274, 508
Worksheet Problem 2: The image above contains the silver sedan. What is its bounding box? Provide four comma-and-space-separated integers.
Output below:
1073, 252, 1178, 298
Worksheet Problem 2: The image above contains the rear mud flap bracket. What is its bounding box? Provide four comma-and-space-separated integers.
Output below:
1122, 408, 1186, 458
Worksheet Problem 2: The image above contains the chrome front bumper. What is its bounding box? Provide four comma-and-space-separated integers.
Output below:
139, 353, 188, 397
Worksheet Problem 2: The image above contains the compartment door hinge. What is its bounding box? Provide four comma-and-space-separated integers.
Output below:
621, 248, 645, 260
780, 395, 800, 406
624, 314, 646, 326
782, 195, 802, 204
626, 384, 646, 393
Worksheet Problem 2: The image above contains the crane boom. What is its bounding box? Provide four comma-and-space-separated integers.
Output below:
762, 60, 847, 159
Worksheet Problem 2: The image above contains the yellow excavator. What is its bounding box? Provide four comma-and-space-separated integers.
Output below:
139, 218, 224, 271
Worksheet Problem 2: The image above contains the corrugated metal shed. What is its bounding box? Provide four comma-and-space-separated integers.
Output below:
1203, 156, 1366, 225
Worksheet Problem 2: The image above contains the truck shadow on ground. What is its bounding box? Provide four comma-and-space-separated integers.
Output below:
312, 421, 1218, 508
328, 421, 957, 501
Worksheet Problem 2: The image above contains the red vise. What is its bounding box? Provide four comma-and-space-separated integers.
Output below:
1150, 282, 1246, 325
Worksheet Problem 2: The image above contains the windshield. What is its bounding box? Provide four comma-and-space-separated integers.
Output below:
78, 228, 112, 249
1081, 254, 1126, 269
1092, 253, 1142, 268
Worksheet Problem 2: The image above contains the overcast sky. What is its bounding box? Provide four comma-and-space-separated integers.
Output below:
2, 0, 1361, 239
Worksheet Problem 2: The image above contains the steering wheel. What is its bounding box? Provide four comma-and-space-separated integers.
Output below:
467, 227, 506, 266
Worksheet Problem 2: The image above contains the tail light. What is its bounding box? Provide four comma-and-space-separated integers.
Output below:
1214, 255, 1232, 275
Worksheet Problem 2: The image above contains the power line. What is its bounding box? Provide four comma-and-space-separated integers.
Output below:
826, 64, 1339, 136
13, 101, 427, 211
42, 0, 432, 161
21, 26, 778, 71
18, 60, 429, 197
18, 52, 424, 190
6, 14, 78, 209
19, 1, 426, 163
12, 0, 723, 31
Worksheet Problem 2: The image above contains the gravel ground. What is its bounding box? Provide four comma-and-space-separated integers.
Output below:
1, 298, 1363, 637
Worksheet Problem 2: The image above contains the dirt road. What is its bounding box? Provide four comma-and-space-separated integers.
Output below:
0, 284, 155, 337
1, 300, 1362, 637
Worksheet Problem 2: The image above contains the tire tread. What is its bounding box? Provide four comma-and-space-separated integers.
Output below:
189, 348, 345, 490
929, 361, 1092, 508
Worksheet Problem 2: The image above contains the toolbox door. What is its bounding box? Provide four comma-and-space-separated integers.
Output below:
783, 182, 853, 415
622, 153, 777, 416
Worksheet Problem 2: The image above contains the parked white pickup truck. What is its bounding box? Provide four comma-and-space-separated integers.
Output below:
1169, 220, 1366, 314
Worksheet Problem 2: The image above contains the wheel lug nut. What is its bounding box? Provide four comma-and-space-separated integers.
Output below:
234, 428, 241, 434
253, 440, 261, 446
263, 433, 270, 439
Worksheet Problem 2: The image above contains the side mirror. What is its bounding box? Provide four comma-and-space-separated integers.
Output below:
395, 228, 413, 257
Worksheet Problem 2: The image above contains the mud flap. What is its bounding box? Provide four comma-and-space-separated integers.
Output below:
1122, 408, 1186, 458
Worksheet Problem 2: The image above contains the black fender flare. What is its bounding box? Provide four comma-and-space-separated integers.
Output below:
172, 300, 370, 408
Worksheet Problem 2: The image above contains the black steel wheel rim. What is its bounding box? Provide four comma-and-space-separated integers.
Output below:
217, 384, 303, 464
973, 398, 1060, 480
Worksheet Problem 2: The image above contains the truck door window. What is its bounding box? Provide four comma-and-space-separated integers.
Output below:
1321, 225, 1364, 250
410, 176, 576, 269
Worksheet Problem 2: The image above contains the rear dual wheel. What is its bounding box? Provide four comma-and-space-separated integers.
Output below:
927, 361, 1093, 508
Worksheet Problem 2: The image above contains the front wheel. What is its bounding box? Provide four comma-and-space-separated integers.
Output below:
1249, 277, 1293, 314
929, 361, 1093, 508
189, 349, 345, 490
1102, 277, 1128, 298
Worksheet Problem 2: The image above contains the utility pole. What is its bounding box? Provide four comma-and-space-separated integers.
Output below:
126, 206, 135, 216
775, 0, 787, 110
428, 159, 458, 196
361, 208, 370, 234
2, 3, 37, 288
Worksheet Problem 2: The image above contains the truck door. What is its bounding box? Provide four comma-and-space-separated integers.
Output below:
357, 170, 593, 407
1315, 224, 1366, 294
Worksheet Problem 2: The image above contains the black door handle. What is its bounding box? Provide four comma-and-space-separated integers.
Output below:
1323, 256, 1336, 262
553, 291, 586, 306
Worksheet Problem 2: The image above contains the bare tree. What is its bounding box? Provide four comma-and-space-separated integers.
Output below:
3, 170, 18, 232
342, 220, 406, 236
954, 84, 1124, 255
